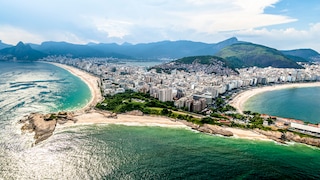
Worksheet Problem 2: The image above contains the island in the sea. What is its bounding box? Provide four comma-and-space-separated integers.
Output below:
19, 55, 320, 147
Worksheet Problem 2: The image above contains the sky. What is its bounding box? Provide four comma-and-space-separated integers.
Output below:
0, 0, 319, 51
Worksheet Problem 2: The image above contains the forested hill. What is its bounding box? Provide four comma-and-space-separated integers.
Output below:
215, 43, 303, 69
150, 55, 238, 75
281, 49, 320, 62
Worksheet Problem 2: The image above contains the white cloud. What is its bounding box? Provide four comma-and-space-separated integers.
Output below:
0, 25, 44, 45
234, 23, 320, 51
90, 17, 133, 39
0, 0, 314, 51
172, 0, 296, 33
48, 31, 89, 44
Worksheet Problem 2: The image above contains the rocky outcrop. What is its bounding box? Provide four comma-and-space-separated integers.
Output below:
181, 121, 200, 130
254, 129, 285, 143
20, 112, 75, 144
198, 124, 233, 136
97, 111, 117, 118
181, 121, 233, 137
285, 132, 320, 147
254, 129, 320, 147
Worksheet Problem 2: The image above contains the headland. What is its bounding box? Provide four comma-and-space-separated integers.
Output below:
21, 62, 274, 144
20, 62, 320, 147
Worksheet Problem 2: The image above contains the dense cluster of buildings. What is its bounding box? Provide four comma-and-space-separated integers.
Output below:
43, 56, 320, 113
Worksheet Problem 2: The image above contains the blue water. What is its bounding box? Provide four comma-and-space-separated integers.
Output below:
0, 61, 320, 179
244, 87, 320, 123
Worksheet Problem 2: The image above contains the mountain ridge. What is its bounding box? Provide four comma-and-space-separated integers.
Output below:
281, 49, 320, 62
0, 40, 13, 50
0, 38, 318, 69
215, 43, 303, 69
0, 42, 46, 61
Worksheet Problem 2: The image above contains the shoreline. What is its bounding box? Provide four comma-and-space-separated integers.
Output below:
45, 62, 103, 113
61, 111, 189, 128
43, 62, 283, 143
229, 82, 320, 114
46, 62, 191, 129
57, 110, 272, 142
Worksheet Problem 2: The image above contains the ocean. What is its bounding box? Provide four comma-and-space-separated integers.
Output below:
244, 87, 320, 123
1, 61, 320, 179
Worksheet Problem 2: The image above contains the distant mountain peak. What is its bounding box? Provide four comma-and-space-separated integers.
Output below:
225, 37, 238, 42
16, 41, 25, 46
0, 41, 46, 60
121, 42, 132, 46
15, 41, 33, 51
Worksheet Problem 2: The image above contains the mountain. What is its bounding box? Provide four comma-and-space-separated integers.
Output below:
28, 37, 241, 59
0, 40, 12, 50
215, 43, 303, 69
281, 49, 320, 62
0, 42, 46, 61
1, 38, 317, 65
150, 55, 238, 75
109, 37, 241, 59
31, 41, 132, 59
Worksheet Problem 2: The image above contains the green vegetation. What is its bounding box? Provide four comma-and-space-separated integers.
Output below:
228, 113, 247, 120
44, 114, 57, 121
96, 90, 175, 113
96, 90, 204, 124
215, 43, 303, 69
210, 113, 227, 119
96, 90, 276, 131
211, 97, 236, 113
148, 55, 239, 74
176, 55, 225, 64
281, 49, 320, 62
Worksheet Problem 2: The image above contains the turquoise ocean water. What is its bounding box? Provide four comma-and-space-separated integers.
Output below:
1, 61, 320, 179
244, 87, 320, 123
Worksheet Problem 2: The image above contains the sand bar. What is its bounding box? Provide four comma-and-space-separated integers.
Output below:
229, 82, 320, 114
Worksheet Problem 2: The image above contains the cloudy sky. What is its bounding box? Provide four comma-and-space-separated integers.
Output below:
0, 0, 319, 51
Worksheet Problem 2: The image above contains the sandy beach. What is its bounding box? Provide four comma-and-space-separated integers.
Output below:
46, 62, 103, 112
63, 111, 271, 141
229, 82, 320, 114
224, 127, 271, 141
65, 112, 188, 128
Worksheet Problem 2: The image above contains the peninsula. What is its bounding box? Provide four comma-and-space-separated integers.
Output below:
20, 57, 320, 147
